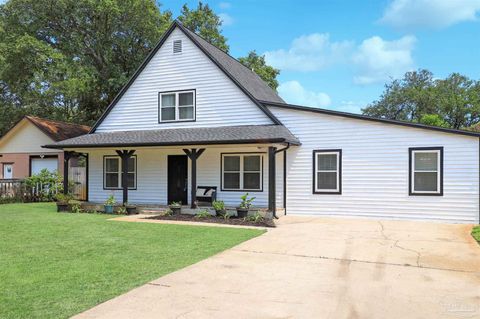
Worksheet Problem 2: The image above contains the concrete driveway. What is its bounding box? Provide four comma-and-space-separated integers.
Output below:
75, 216, 480, 319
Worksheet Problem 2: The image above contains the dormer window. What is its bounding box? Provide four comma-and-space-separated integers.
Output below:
173, 40, 182, 54
158, 90, 196, 122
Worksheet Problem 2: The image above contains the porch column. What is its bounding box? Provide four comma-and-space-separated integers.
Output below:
116, 150, 136, 204
183, 148, 205, 208
268, 146, 277, 216
63, 151, 74, 195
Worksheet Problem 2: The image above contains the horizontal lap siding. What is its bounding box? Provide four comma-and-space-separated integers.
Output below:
269, 106, 479, 223
87, 145, 275, 208
95, 29, 271, 132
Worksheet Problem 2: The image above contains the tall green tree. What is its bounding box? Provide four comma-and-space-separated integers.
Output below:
178, 1, 229, 52
0, 0, 172, 132
238, 51, 280, 90
363, 69, 480, 129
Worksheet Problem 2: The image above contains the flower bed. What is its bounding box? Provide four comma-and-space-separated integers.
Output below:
145, 213, 275, 228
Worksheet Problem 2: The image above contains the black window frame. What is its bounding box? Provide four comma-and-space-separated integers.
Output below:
158, 89, 196, 124
312, 149, 342, 195
103, 155, 137, 190
409, 147, 443, 196
220, 152, 264, 192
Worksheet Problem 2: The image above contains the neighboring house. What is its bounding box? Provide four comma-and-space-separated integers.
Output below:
45, 21, 480, 223
0, 116, 90, 179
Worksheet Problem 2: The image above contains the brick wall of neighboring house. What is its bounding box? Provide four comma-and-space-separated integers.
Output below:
0, 152, 64, 179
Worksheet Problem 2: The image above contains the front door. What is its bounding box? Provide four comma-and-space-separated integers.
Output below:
167, 155, 188, 205
3, 164, 13, 179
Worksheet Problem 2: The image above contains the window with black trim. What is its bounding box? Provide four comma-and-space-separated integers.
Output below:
409, 147, 443, 195
313, 150, 341, 194
104, 156, 136, 189
159, 90, 195, 122
222, 154, 262, 191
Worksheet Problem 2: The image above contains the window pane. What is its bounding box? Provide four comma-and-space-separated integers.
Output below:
244, 172, 260, 189
105, 158, 119, 172
414, 172, 437, 192
179, 92, 193, 106
127, 173, 135, 188
317, 172, 337, 190
318, 154, 337, 171
105, 173, 118, 188
224, 156, 240, 171
179, 106, 194, 119
127, 158, 135, 172
224, 172, 240, 189
415, 152, 438, 171
244, 156, 260, 171
161, 94, 175, 107
161, 107, 175, 121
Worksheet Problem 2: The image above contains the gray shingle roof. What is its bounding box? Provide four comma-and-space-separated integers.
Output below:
43, 125, 300, 149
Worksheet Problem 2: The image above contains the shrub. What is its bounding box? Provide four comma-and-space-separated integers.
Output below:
105, 195, 116, 206
212, 200, 225, 211
24, 169, 62, 202
246, 212, 264, 223
239, 193, 255, 209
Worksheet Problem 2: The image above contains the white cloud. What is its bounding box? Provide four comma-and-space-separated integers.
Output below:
264, 33, 353, 72
352, 35, 416, 85
219, 2, 231, 9
218, 13, 234, 26
278, 81, 331, 107
380, 0, 480, 29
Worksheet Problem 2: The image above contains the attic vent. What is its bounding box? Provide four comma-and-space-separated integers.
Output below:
173, 40, 182, 53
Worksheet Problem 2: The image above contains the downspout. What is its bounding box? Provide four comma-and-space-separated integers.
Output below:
274, 143, 290, 219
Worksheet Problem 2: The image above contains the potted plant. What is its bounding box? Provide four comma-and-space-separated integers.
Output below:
236, 193, 255, 218
55, 193, 73, 212
104, 195, 116, 214
169, 201, 182, 214
124, 202, 137, 215
212, 200, 226, 216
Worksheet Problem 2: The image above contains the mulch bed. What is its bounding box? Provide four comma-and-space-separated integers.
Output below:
145, 214, 275, 228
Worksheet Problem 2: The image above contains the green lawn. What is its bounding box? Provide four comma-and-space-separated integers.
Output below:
0, 203, 264, 319
472, 226, 480, 244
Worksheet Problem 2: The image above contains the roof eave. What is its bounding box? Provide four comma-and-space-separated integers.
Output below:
42, 138, 301, 150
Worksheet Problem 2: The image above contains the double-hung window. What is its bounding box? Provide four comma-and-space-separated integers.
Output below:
222, 154, 262, 191
159, 90, 195, 122
313, 150, 342, 194
409, 147, 443, 195
104, 156, 137, 189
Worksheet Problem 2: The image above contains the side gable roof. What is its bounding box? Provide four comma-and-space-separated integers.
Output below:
25, 116, 90, 141
90, 20, 283, 132
263, 101, 480, 138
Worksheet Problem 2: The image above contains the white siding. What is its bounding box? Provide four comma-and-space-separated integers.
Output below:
86, 144, 284, 208
95, 28, 272, 132
269, 106, 479, 223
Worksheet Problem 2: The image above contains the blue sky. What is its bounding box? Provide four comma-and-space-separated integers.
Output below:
161, 0, 480, 113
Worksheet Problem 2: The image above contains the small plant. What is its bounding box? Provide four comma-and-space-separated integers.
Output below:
104, 195, 116, 214
212, 200, 226, 216
239, 193, 256, 209
70, 201, 82, 214
195, 209, 211, 219
162, 208, 173, 216
55, 193, 73, 204
223, 212, 231, 220
105, 195, 116, 206
236, 193, 255, 218
169, 201, 182, 214
246, 212, 264, 223
117, 206, 127, 214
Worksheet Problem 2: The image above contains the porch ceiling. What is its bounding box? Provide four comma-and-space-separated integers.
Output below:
42, 125, 301, 149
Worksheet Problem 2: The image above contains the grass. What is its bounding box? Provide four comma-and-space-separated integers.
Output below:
472, 226, 480, 244
0, 203, 264, 319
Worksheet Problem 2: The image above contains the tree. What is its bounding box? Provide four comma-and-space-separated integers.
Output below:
238, 51, 280, 90
363, 69, 480, 129
0, 0, 172, 131
178, 1, 229, 52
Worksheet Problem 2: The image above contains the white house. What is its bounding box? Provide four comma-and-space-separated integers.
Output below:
45, 21, 480, 224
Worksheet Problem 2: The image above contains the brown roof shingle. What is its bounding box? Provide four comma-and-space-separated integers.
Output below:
26, 116, 90, 141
